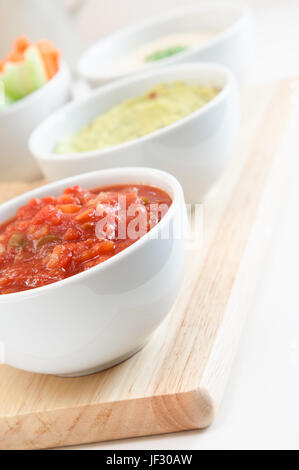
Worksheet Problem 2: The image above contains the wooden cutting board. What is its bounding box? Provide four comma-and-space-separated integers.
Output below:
0, 78, 298, 450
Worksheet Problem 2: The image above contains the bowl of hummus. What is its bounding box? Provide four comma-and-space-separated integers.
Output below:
77, 3, 252, 86
29, 62, 240, 203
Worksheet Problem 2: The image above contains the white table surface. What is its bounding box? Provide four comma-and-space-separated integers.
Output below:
69, 0, 299, 450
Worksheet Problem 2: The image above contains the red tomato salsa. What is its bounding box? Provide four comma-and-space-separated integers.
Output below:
0, 184, 172, 294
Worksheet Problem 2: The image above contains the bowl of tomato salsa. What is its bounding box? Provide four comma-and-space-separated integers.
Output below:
0, 167, 187, 377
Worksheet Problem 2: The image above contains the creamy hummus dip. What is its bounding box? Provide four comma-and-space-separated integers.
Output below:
107, 32, 216, 76
55, 82, 219, 154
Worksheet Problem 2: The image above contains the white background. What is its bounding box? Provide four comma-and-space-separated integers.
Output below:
68, 0, 299, 450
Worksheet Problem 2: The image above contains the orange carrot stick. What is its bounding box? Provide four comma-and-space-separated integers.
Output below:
0, 60, 5, 73
36, 40, 60, 80
14, 36, 31, 54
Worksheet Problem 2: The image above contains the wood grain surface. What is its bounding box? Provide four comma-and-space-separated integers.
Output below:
0, 79, 297, 449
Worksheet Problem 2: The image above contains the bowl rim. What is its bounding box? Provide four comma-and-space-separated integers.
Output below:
29, 62, 235, 162
0, 167, 184, 301
0, 62, 69, 118
77, 2, 250, 82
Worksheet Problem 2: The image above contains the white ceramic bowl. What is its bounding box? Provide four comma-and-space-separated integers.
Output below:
30, 63, 239, 204
0, 167, 187, 377
0, 63, 71, 182
77, 2, 252, 87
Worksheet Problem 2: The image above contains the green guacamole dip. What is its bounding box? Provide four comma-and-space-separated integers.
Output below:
55, 82, 219, 154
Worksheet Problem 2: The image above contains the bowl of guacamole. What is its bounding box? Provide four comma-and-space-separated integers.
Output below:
30, 63, 239, 203
54, 82, 219, 154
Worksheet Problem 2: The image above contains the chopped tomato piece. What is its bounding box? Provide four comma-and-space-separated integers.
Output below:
64, 228, 81, 241
56, 204, 81, 214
